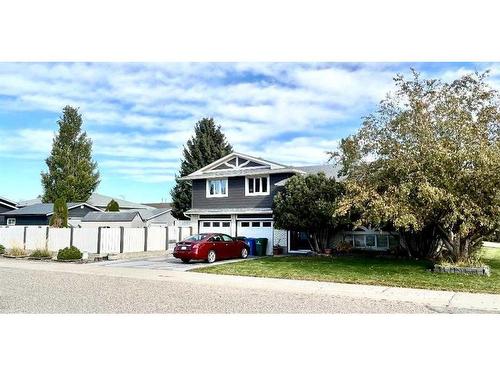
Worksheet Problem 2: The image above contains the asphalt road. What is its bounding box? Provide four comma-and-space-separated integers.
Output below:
0, 265, 441, 313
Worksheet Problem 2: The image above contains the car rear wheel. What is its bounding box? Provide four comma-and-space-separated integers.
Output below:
181, 259, 190, 264
207, 250, 216, 263
241, 247, 248, 259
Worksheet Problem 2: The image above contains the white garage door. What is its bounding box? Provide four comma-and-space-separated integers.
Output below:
199, 220, 232, 235
237, 220, 273, 255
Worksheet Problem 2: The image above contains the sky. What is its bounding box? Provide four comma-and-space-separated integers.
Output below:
0, 62, 499, 203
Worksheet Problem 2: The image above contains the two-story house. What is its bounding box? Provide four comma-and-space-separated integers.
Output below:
179, 152, 340, 255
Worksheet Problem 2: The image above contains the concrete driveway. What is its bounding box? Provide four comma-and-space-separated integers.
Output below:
100, 255, 250, 272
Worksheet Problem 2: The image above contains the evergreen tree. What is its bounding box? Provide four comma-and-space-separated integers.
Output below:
105, 199, 120, 212
41, 106, 100, 203
49, 198, 68, 228
171, 118, 233, 219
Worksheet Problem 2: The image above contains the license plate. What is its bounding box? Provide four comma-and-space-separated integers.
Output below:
181, 246, 187, 250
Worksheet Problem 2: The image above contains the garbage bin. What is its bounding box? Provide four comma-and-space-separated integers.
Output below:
245, 238, 256, 256
255, 238, 268, 256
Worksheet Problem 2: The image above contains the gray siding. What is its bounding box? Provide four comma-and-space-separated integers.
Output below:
192, 173, 293, 209
4, 215, 49, 225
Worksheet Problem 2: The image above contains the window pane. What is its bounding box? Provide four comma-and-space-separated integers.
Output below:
251, 222, 260, 227
241, 222, 250, 227
261, 177, 267, 192
210, 181, 215, 195
354, 235, 364, 248
248, 178, 254, 193
222, 235, 233, 241
255, 178, 261, 192
366, 235, 375, 247
222, 222, 230, 227
376, 235, 388, 248
203, 222, 211, 227
262, 222, 272, 227
212, 222, 220, 227
221, 180, 227, 194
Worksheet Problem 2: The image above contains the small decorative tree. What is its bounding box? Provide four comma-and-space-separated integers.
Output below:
273, 173, 347, 253
105, 199, 120, 212
50, 198, 68, 228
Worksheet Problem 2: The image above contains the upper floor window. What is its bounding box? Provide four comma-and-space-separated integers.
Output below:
246, 175, 269, 196
206, 178, 228, 198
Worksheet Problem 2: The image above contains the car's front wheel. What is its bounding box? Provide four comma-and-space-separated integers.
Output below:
207, 250, 216, 263
241, 247, 248, 259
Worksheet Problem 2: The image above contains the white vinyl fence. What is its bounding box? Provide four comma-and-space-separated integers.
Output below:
0, 224, 195, 255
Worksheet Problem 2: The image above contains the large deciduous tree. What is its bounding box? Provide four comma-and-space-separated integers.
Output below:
41, 106, 100, 203
332, 70, 500, 262
171, 118, 233, 219
273, 173, 347, 253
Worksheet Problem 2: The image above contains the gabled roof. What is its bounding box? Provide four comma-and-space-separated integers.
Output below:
0, 196, 18, 210
179, 151, 307, 181
17, 193, 154, 210
82, 211, 141, 222
136, 208, 172, 221
87, 193, 154, 210
3, 202, 102, 216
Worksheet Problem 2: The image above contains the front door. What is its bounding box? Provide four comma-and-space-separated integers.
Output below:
289, 231, 312, 252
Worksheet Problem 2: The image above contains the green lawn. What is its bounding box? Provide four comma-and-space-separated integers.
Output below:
192, 247, 500, 294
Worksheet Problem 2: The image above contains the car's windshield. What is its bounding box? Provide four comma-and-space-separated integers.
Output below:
183, 234, 209, 241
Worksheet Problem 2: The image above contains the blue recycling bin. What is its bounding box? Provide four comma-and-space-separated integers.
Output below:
245, 238, 256, 256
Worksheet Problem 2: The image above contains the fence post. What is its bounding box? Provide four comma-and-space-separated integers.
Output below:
119, 227, 124, 253
178, 227, 181, 242
70, 227, 74, 247
23, 226, 27, 250
190, 226, 193, 236
45, 226, 49, 251
165, 226, 169, 251
144, 227, 148, 252
97, 227, 102, 254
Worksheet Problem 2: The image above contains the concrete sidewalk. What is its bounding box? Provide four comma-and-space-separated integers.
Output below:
1, 257, 499, 313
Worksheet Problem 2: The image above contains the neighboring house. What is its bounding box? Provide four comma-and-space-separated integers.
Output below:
79, 208, 176, 228
179, 151, 396, 255
80, 211, 145, 228
17, 193, 154, 212
2, 203, 102, 226
0, 196, 18, 225
142, 202, 172, 210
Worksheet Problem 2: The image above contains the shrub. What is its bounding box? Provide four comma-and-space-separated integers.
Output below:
30, 249, 53, 259
336, 241, 353, 254
57, 246, 82, 261
7, 246, 28, 257
0, 244, 5, 254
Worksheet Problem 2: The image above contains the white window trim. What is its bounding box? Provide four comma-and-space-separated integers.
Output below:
205, 178, 228, 198
6, 218, 16, 226
245, 175, 270, 196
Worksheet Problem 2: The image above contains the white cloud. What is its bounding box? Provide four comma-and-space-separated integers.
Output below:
2, 62, 497, 194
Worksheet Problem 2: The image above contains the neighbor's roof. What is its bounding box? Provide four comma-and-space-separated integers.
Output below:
87, 193, 154, 210
142, 202, 172, 209
17, 193, 154, 210
3, 202, 101, 216
185, 208, 273, 215
0, 196, 18, 209
136, 208, 172, 221
81, 211, 141, 222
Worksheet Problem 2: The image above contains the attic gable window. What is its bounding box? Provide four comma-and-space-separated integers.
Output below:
246, 175, 269, 196
206, 178, 228, 198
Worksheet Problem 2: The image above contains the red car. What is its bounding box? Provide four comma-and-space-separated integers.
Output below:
173, 233, 249, 263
